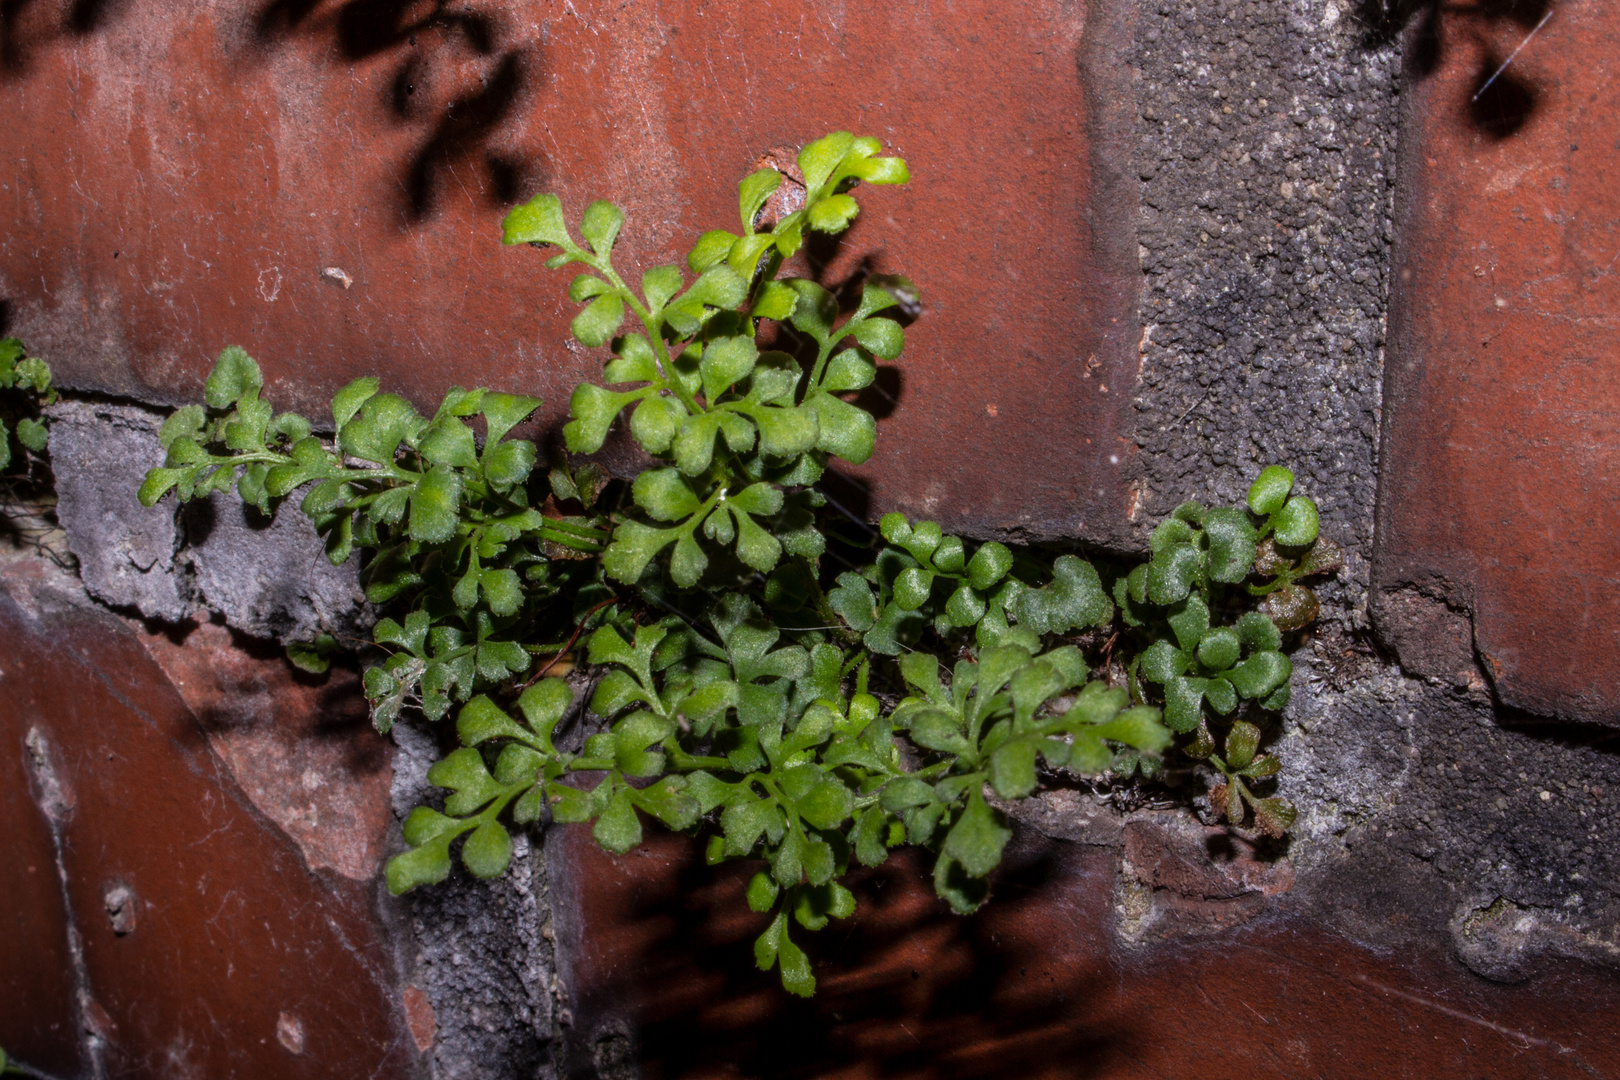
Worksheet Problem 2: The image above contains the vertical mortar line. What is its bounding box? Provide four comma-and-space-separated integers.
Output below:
24, 727, 109, 1080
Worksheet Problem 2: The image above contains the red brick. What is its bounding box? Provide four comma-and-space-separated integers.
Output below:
551, 825, 1620, 1079
1, 0, 1140, 541
0, 580, 414, 1079
1375, 0, 1620, 722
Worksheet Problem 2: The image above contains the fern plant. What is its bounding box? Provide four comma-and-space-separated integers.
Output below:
138, 131, 1337, 995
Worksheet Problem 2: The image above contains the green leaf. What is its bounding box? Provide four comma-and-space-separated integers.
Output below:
631, 776, 701, 830
570, 274, 610, 302
629, 395, 686, 455
572, 293, 626, 348
821, 348, 875, 392
1012, 555, 1112, 635
408, 466, 463, 544
580, 199, 625, 256
908, 707, 970, 754
462, 820, 514, 878
642, 265, 683, 309
746, 403, 819, 459
966, 542, 1013, 590
1236, 611, 1282, 654
672, 410, 755, 476
1147, 542, 1201, 605
331, 376, 380, 431
1204, 506, 1258, 583
799, 131, 855, 191
594, 788, 643, 854
828, 572, 878, 632
1248, 465, 1295, 515
158, 404, 205, 450
807, 193, 859, 233
733, 509, 783, 573
341, 392, 420, 464
740, 168, 783, 229
667, 265, 748, 329
502, 193, 572, 247
1272, 495, 1320, 546
418, 417, 478, 468
286, 634, 336, 674
990, 738, 1039, 799
852, 806, 892, 867
751, 281, 797, 321
726, 232, 777, 278
138, 467, 184, 507
787, 279, 837, 343
804, 390, 875, 464
1092, 705, 1172, 754
632, 468, 702, 521
944, 792, 1011, 878
729, 482, 783, 517
893, 566, 934, 611
386, 835, 455, 894
603, 335, 661, 385
1226, 720, 1261, 770
1227, 651, 1292, 699
933, 854, 991, 914
747, 870, 780, 913
564, 383, 637, 453
483, 440, 537, 488
688, 229, 738, 272
15, 416, 46, 452
480, 392, 542, 445
848, 153, 909, 184
204, 346, 262, 409
659, 529, 700, 586
944, 583, 987, 627
850, 317, 903, 360
603, 521, 678, 583
1164, 677, 1206, 733
1166, 593, 1211, 652
1196, 627, 1241, 672
701, 335, 759, 401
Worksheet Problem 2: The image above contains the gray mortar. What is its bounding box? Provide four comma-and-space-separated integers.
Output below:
1130, 0, 1394, 622
1128, 0, 1620, 982
1279, 648, 1620, 980
391, 721, 560, 1080
48, 398, 368, 643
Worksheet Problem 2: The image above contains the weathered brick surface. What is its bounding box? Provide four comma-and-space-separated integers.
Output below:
550, 823, 1620, 1079
2, 0, 1141, 543
0, 566, 89, 1078
0, 564, 415, 1079
1373, 0, 1620, 724
5, 0, 1620, 1072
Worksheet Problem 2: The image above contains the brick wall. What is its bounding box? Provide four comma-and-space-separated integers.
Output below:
3, 0, 1617, 1076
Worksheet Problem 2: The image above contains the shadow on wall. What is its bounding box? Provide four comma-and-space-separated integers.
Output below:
569, 831, 1127, 1080
0, 0, 537, 224
1353, 0, 1553, 139
253, 0, 535, 222
0, 0, 127, 72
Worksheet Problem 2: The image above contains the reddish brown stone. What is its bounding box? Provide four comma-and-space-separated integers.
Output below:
137, 619, 395, 881
551, 824, 1620, 1079
0, 576, 415, 1079
0, 0, 1140, 542
1375, 0, 1620, 723
401, 985, 437, 1055
0, 648, 88, 1077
